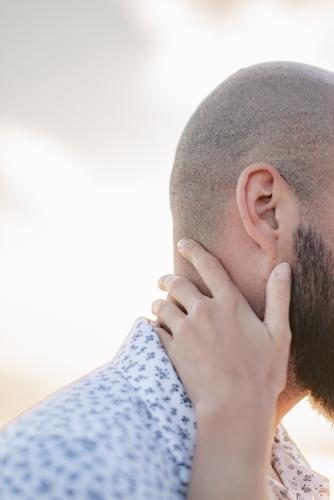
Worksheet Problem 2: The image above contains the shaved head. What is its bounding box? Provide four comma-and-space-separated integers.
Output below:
170, 61, 334, 422
170, 61, 334, 245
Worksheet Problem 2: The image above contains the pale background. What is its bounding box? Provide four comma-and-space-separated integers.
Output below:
0, 0, 333, 494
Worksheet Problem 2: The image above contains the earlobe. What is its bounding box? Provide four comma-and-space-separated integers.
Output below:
236, 163, 281, 260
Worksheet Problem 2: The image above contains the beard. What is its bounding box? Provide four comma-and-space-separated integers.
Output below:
289, 223, 334, 423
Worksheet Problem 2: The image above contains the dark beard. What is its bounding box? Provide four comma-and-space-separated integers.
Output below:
290, 223, 334, 422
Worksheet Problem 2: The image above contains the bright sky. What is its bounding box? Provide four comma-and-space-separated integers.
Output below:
0, 0, 333, 493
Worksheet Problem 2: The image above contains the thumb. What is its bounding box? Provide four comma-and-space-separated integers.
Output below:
264, 262, 292, 340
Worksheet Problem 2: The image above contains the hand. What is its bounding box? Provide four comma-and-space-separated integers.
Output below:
151, 238, 292, 415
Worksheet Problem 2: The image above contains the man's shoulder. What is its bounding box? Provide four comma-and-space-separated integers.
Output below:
0, 328, 152, 443
0, 321, 182, 499
0, 365, 133, 446
1, 316, 153, 435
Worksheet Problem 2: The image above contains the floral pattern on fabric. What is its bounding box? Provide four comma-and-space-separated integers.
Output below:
0, 316, 330, 499
269, 424, 330, 499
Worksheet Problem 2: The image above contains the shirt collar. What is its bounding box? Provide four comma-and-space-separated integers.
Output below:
112, 316, 196, 484
270, 424, 330, 499
112, 316, 330, 497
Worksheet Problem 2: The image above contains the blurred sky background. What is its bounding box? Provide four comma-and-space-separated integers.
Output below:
0, 0, 333, 493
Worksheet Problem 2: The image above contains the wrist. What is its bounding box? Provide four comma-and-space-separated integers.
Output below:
195, 386, 277, 422
195, 398, 276, 471
195, 388, 277, 458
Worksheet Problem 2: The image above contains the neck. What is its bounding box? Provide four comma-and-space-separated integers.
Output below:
274, 359, 307, 431
173, 250, 307, 430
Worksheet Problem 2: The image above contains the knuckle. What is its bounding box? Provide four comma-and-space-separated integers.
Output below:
168, 276, 186, 293
217, 287, 238, 309
191, 298, 210, 319
197, 253, 218, 271
174, 316, 186, 334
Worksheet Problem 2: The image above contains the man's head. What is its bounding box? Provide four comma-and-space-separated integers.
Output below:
170, 61, 334, 421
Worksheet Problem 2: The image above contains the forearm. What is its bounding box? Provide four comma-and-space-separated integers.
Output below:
187, 391, 276, 500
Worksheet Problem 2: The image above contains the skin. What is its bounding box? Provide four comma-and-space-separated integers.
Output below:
171, 162, 304, 424
171, 163, 334, 424
151, 239, 292, 500
150, 163, 317, 497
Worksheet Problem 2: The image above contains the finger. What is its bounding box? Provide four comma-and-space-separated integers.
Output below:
151, 298, 185, 335
177, 238, 234, 297
165, 293, 187, 315
264, 263, 292, 342
151, 321, 173, 353
158, 274, 203, 312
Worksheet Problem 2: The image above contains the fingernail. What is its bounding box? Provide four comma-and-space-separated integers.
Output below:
158, 274, 173, 286
275, 263, 291, 279
151, 299, 164, 313
177, 238, 189, 250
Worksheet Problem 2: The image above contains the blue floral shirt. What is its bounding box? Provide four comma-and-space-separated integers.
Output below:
0, 317, 330, 499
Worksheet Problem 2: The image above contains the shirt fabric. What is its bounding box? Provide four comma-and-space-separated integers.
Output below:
0, 316, 330, 500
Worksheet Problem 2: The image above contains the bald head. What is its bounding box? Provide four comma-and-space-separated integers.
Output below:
170, 61, 334, 247
169, 62, 334, 419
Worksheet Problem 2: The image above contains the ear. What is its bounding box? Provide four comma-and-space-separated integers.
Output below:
236, 163, 284, 261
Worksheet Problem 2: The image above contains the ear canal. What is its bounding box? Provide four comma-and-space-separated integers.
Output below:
255, 195, 275, 215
